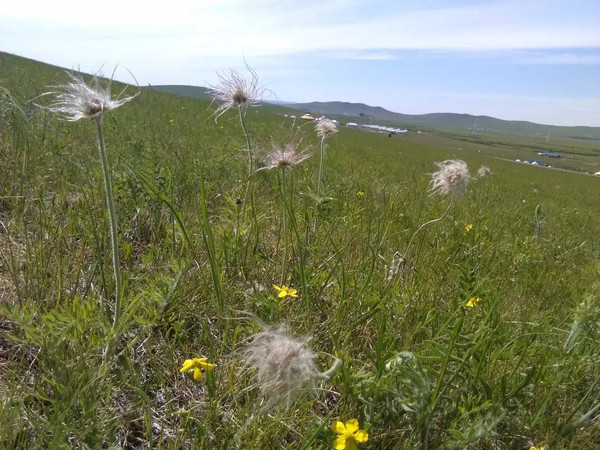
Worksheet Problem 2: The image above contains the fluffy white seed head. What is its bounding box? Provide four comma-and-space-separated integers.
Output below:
430, 159, 471, 196
260, 142, 312, 171
241, 324, 331, 411
206, 65, 266, 121
315, 119, 338, 139
477, 165, 491, 178
45, 71, 137, 122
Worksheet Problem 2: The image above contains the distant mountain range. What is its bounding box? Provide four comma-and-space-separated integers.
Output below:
3, 50, 597, 141
287, 101, 600, 141
147, 86, 600, 140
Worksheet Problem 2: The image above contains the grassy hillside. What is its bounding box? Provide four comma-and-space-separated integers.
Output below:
1, 52, 599, 449
290, 100, 600, 140
149, 85, 212, 100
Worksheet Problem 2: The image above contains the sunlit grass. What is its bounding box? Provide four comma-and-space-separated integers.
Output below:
0, 52, 599, 448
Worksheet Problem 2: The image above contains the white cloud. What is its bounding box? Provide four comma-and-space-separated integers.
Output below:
2, 0, 599, 60
2, 0, 599, 126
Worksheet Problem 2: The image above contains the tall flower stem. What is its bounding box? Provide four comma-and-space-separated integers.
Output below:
280, 167, 288, 285
238, 106, 253, 177
96, 118, 122, 327
313, 136, 326, 233
404, 197, 454, 268
317, 137, 326, 197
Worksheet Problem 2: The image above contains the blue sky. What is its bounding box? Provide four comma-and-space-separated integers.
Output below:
1, 0, 599, 126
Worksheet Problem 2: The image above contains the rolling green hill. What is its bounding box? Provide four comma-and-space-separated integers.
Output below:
148, 85, 212, 100
2, 50, 600, 449
288, 101, 600, 141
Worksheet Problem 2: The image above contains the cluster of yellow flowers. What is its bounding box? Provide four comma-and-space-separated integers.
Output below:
179, 358, 215, 381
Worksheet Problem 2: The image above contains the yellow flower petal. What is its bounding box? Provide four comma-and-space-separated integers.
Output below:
289, 289, 298, 297
354, 430, 369, 443
332, 420, 346, 435
180, 359, 194, 372
200, 361, 216, 370
273, 284, 282, 291
333, 436, 347, 450
193, 367, 203, 381
345, 419, 359, 433
466, 297, 482, 307
278, 290, 287, 298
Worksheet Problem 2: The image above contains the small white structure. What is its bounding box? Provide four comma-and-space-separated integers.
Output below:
346, 122, 359, 128
595, 171, 600, 176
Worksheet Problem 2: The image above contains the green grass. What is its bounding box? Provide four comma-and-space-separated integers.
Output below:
1, 51, 599, 449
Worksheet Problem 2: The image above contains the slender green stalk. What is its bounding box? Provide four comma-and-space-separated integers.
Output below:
199, 172, 224, 310
238, 106, 252, 177
404, 196, 454, 264
96, 118, 122, 327
313, 136, 327, 232
280, 167, 288, 285
317, 136, 326, 197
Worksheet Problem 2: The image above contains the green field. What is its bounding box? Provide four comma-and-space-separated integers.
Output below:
1, 52, 599, 449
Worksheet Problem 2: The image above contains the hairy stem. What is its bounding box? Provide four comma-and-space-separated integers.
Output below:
280, 167, 288, 285
405, 196, 454, 262
96, 118, 122, 327
239, 106, 252, 177
317, 137, 326, 197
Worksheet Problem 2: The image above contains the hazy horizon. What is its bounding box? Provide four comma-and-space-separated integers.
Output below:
2, 0, 599, 127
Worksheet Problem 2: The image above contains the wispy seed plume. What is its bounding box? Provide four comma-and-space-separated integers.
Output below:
241, 324, 340, 411
430, 159, 471, 196
44, 71, 137, 122
315, 119, 338, 139
206, 64, 266, 122
259, 142, 312, 171
477, 165, 491, 178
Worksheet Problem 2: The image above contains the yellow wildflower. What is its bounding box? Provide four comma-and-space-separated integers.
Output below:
273, 284, 298, 298
333, 419, 369, 450
529, 447, 545, 450
357, 191, 364, 197
464, 223, 473, 231
465, 297, 482, 308
180, 358, 215, 381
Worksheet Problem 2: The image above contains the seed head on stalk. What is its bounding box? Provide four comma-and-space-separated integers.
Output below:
315, 119, 338, 139
240, 324, 341, 411
477, 165, 491, 178
206, 64, 266, 122
258, 141, 312, 171
43, 68, 137, 346
44, 70, 137, 122
430, 159, 471, 197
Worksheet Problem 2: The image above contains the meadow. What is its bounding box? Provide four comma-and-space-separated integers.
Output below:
0, 52, 599, 449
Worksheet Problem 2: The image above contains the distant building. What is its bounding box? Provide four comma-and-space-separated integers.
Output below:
538, 152, 561, 158
346, 122, 359, 128
300, 113, 315, 120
